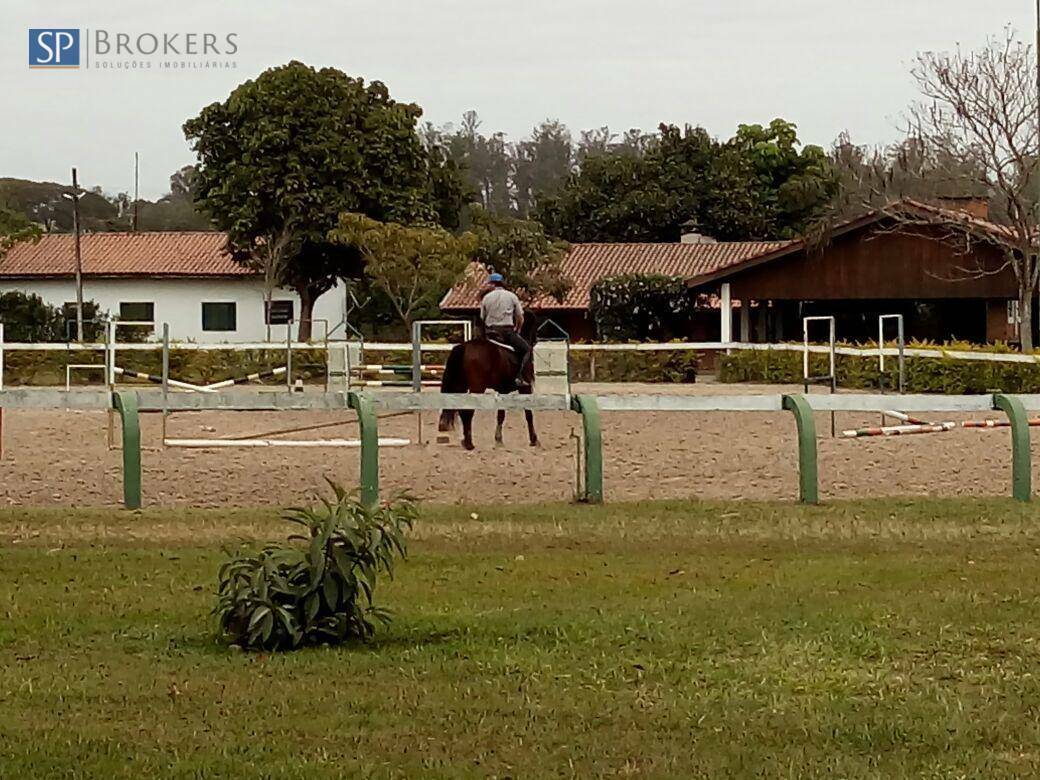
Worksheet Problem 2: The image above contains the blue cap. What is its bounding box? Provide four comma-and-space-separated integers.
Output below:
488, 272, 504, 283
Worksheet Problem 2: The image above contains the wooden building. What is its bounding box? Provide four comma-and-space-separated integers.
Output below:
688, 199, 1023, 345
442, 198, 1024, 345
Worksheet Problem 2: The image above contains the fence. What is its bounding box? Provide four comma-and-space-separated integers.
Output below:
0, 388, 1034, 510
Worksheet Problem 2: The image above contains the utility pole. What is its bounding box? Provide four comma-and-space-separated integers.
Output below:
70, 167, 84, 342
133, 151, 139, 230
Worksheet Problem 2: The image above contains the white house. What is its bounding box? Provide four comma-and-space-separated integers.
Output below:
0, 231, 346, 341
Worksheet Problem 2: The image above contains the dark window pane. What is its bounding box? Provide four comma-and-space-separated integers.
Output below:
202, 302, 237, 331
119, 302, 154, 322
265, 299, 294, 325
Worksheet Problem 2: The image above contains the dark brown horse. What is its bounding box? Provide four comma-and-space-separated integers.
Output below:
437, 313, 539, 450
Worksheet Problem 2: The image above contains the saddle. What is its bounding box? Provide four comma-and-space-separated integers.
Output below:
485, 328, 517, 353
486, 338, 515, 353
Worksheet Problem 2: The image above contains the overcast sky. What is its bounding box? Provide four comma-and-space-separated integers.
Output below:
2, 0, 1035, 199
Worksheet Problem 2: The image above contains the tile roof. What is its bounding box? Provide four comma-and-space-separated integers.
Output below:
441, 240, 792, 310
0, 231, 254, 278
685, 198, 1024, 288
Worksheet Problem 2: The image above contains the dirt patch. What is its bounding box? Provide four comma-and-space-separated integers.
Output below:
0, 382, 1026, 507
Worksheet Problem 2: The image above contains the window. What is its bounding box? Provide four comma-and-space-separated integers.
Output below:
119, 301, 154, 323
265, 299, 294, 325
202, 302, 237, 331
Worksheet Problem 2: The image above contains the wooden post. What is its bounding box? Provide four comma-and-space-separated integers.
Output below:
739, 301, 750, 343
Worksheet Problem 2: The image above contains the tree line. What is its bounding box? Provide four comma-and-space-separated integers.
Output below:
2, 29, 1040, 345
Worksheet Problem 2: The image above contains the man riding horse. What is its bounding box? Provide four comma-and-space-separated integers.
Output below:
438, 272, 540, 449
479, 272, 532, 389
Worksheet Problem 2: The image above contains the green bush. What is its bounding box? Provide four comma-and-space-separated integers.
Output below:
719, 341, 1040, 393
215, 482, 416, 651
570, 347, 699, 383
0, 292, 106, 342
589, 274, 695, 341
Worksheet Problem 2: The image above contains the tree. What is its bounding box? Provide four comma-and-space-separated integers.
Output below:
871, 32, 1040, 349
536, 121, 836, 243
0, 205, 41, 255
469, 211, 570, 303
828, 134, 990, 221
589, 274, 694, 340
330, 213, 477, 329
184, 61, 464, 339
511, 120, 574, 217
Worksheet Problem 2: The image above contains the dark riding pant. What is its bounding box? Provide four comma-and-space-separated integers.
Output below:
486, 327, 532, 382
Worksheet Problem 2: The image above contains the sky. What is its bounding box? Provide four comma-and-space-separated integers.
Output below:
1, 0, 1035, 199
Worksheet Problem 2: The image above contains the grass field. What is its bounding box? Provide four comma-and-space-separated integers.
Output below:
3, 498, 1040, 778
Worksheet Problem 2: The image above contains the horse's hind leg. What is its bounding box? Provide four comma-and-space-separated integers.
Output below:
460, 410, 476, 450
495, 410, 506, 445
525, 409, 539, 447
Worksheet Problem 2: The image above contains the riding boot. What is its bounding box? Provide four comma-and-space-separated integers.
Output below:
516, 352, 533, 388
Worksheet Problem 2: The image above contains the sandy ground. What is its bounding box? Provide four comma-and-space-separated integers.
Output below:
0, 381, 1031, 507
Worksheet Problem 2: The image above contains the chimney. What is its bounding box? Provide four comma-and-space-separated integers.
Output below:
937, 196, 989, 221
680, 218, 717, 245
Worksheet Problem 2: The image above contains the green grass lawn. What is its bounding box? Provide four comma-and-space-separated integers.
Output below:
3, 498, 1040, 778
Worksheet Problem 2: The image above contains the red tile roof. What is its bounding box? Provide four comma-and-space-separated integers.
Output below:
441, 241, 792, 311
0, 231, 254, 278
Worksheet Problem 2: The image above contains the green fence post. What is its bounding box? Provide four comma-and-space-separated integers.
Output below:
112, 391, 142, 510
571, 394, 603, 503
993, 393, 1031, 502
348, 391, 379, 508
782, 394, 819, 505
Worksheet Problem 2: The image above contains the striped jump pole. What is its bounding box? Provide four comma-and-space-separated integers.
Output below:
115, 367, 215, 394
962, 418, 1040, 428
351, 379, 441, 388
881, 410, 931, 426
841, 422, 955, 438
355, 364, 444, 374
204, 366, 287, 391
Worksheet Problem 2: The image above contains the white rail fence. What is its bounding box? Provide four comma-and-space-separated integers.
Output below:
3, 339, 1039, 364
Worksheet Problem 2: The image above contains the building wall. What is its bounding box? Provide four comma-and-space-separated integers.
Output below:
0, 277, 346, 342
727, 226, 1015, 301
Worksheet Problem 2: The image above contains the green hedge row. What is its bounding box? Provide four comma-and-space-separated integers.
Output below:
569, 350, 699, 383
718, 344, 1040, 394
10, 348, 328, 387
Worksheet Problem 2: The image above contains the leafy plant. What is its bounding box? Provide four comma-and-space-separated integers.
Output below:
215, 482, 416, 651
589, 274, 695, 341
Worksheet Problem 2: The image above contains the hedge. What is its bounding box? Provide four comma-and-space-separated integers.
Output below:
569, 350, 699, 383
9, 348, 327, 387
718, 342, 1040, 394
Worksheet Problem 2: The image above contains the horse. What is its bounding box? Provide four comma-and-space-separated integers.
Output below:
437, 312, 539, 450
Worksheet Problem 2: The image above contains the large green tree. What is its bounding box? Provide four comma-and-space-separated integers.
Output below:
331, 213, 477, 329
535, 120, 837, 242
469, 211, 570, 304
184, 61, 466, 339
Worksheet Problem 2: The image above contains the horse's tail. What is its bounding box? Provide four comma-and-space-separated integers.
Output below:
438, 343, 467, 432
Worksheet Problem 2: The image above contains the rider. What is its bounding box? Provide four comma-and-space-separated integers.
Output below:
479, 272, 532, 388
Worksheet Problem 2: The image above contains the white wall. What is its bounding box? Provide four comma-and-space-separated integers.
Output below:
0, 277, 346, 342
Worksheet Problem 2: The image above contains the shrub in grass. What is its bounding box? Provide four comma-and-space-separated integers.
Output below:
215, 482, 416, 651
